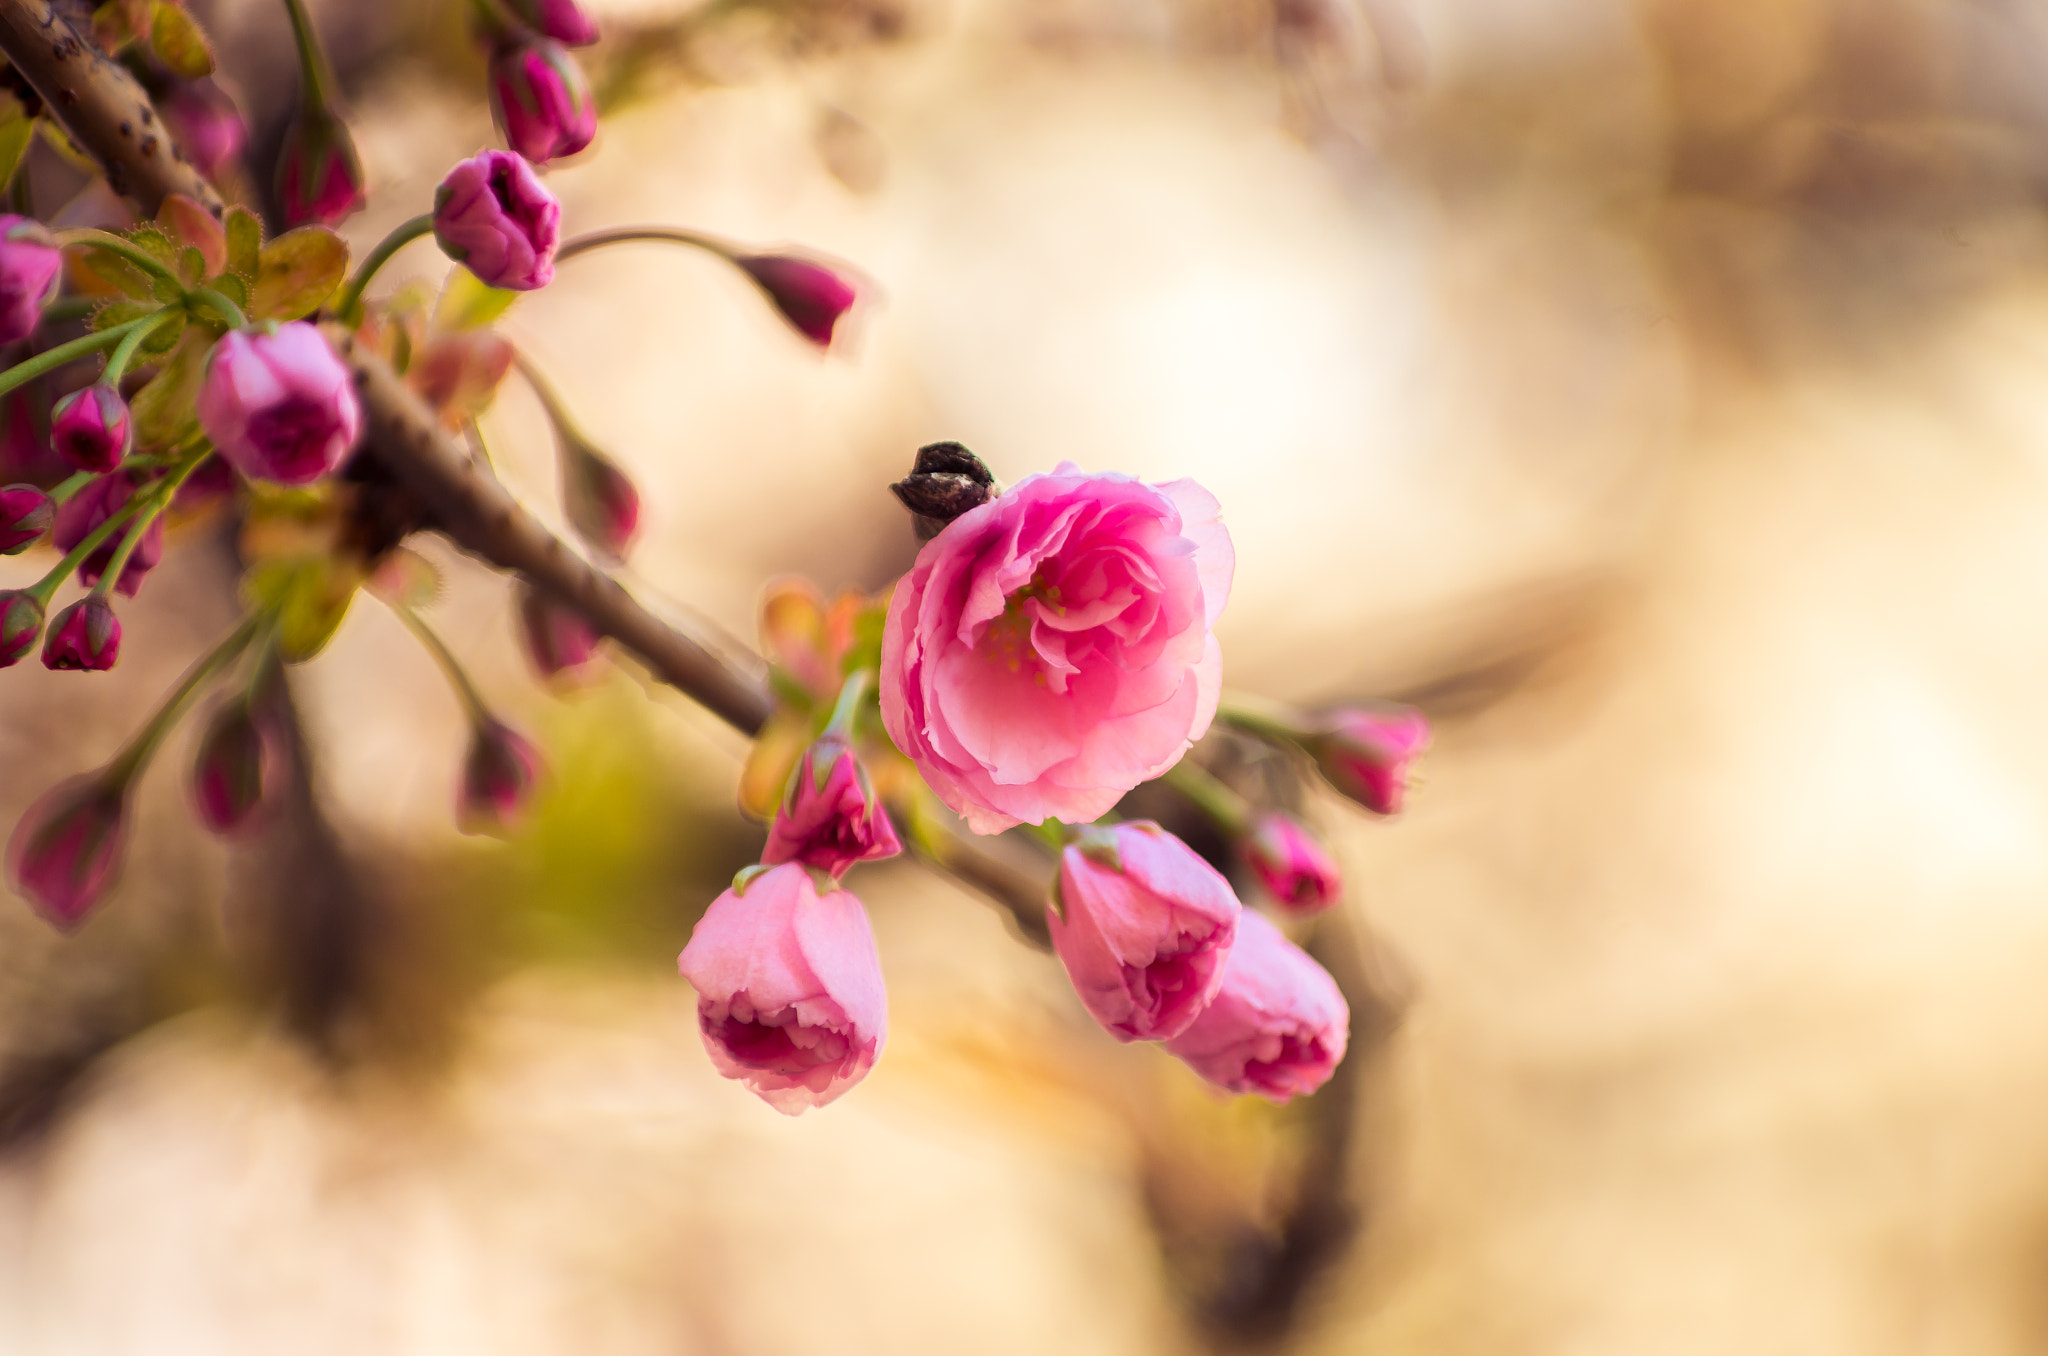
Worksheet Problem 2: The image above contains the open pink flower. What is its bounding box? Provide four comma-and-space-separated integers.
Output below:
433, 149, 560, 292
880, 463, 1233, 833
1165, 910, 1347, 1102
762, 734, 902, 878
1049, 821, 1240, 1042
677, 862, 886, 1114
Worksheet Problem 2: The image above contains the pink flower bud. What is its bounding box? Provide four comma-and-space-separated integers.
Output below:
51, 383, 132, 473
41, 596, 120, 671
6, 774, 128, 930
432, 149, 560, 292
172, 454, 237, 513
489, 40, 597, 165
0, 589, 43, 666
0, 483, 52, 554
191, 700, 273, 836
0, 216, 61, 344
763, 735, 903, 878
1049, 821, 1242, 1042
457, 717, 543, 835
1309, 705, 1429, 816
677, 862, 887, 1114
503, 0, 599, 46
1164, 911, 1347, 1102
197, 322, 363, 485
733, 255, 858, 348
1240, 812, 1341, 915
560, 437, 639, 561
0, 381, 64, 485
517, 583, 601, 683
160, 80, 247, 181
53, 471, 162, 597
275, 103, 366, 227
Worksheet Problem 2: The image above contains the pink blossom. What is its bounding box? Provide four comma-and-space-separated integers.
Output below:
489, 41, 596, 165
41, 597, 120, 671
457, 718, 543, 835
0, 590, 42, 666
53, 471, 162, 597
51, 383, 131, 473
762, 734, 903, 877
0, 484, 51, 554
1310, 704, 1429, 816
6, 774, 128, 929
733, 255, 857, 348
1048, 821, 1241, 1042
677, 862, 886, 1114
1240, 812, 1341, 915
197, 323, 362, 485
1164, 910, 1347, 1102
880, 463, 1233, 833
433, 150, 560, 292
0, 216, 60, 344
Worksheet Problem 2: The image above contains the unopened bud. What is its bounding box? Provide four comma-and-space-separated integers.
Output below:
503, 0, 600, 46
1239, 812, 1341, 914
0, 216, 60, 345
732, 254, 858, 348
891, 441, 995, 539
0, 589, 43, 666
560, 435, 639, 562
0, 483, 52, 553
762, 733, 902, 878
1307, 704, 1429, 816
275, 101, 366, 227
489, 40, 597, 165
191, 699, 273, 836
458, 717, 544, 835
51, 383, 133, 473
517, 583, 602, 684
6, 773, 129, 930
42, 596, 120, 671
159, 79, 247, 181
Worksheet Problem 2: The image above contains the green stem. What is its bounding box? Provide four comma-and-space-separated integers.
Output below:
87, 452, 210, 601
1216, 693, 1310, 747
54, 230, 181, 287
102, 309, 179, 386
393, 604, 492, 725
104, 615, 263, 786
187, 287, 246, 332
40, 295, 99, 326
1026, 819, 1079, 852
334, 213, 434, 323
49, 470, 96, 506
0, 318, 156, 403
554, 227, 739, 267
1162, 760, 1253, 836
823, 667, 873, 738
29, 490, 150, 605
279, 0, 336, 111
511, 351, 594, 449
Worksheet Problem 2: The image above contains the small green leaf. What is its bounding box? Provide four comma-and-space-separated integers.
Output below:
149, 0, 214, 78
90, 299, 155, 332
141, 311, 185, 356
82, 251, 154, 301
432, 267, 519, 332
127, 224, 178, 264
210, 272, 250, 310
250, 225, 348, 321
0, 107, 35, 196
36, 119, 95, 173
364, 546, 442, 610
224, 207, 261, 278
130, 328, 208, 447
242, 558, 359, 662
159, 194, 227, 277
176, 245, 205, 288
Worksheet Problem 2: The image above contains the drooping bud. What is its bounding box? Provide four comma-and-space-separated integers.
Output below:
1049, 821, 1242, 1042
488, 40, 597, 165
53, 472, 162, 597
275, 101, 366, 227
732, 254, 858, 348
6, 773, 129, 930
1306, 704, 1430, 816
41, 596, 120, 671
197, 322, 363, 485
0, 589, 43, 666
762, 734, 903, 878
1164, 910, 1348, 1103
432, 149, 561, 292
517, 582, 602, 684
51, 383, 133, 473
503, 0, 599, 46
190, 699, 273, 836
1239, 812, 1341, 915
457, 717, 543, 835
159, 79, 247, 181
559, 434, 639, 562
0, 216, 61, 344
0, 483, 52, 553
890, 441, 995, 539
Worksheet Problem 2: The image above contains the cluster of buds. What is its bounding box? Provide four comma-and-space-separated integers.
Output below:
479, 0, 601, 165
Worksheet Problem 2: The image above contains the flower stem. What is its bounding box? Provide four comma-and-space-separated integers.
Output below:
104, 614, 264, 786
102, 308, 179, 386
187, 287, 246, 332
392, 603, 493, 725
555, 227, 738, 267
334, 213, 434, 323
1216, 692, 1310, 747
1162, 759, 1252, 835
279, 0, 336, 112
0, 317, 157, 403
29, 491, 149, 605
48, 469, 95, 506
54, 229, 182, 286
86, 451, 211, 600
823, 667, 872, 738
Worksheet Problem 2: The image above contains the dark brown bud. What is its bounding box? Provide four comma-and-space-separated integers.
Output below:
891, 441, 995, 540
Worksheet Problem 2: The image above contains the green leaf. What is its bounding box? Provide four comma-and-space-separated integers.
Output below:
224, 207, 261, 279
141, 311, 185, 356
130, 328, 208, 447
36, 119, 95, 173
241, 558, 359, 661
0, 109, 35, 196
91, 299, 155, 332
433, 267, 519, 332
127, 224, 178, 264
364, 546, 442, 610
149, 0, 214, 78
176, 245, 206, 288
81, 250, 154, 301
210, 272, 250, 310
250, 226, 348, 321
159, 195, 227, 277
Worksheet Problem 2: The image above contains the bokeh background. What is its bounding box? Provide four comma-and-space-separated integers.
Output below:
8, 0, 2048, 1350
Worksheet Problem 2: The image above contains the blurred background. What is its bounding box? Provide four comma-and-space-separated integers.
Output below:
8, 0, 2048, 1350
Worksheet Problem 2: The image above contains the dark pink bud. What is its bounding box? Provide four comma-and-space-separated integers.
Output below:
517, 583, 602, 683
1049, 822, 1242, 1042
172, 454, 237, 512
160, 80, 247, 181
275, 103, 366, 227
733, 255, 857, 348
51, 383, 132, 473
0, 216, 61, 344
0, 483, 52, 553
41, 596, 120, 671
0, 590, 43, 666
560, 438, 639, 561
191, 700, 273, 836
458, 717, 543, 835
504, 0, 599, 46
1239, 812, 1341, 915
0, 381, 64, 486
488, 40, 597, 165
762, 734, 903, 878
52, 471, 162, 597
432, 149, 560, 292
1308, 704, 1429, 816
1164, 911, 1347, 1103
197, 322, 362, 485
6, 774, 129, 930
